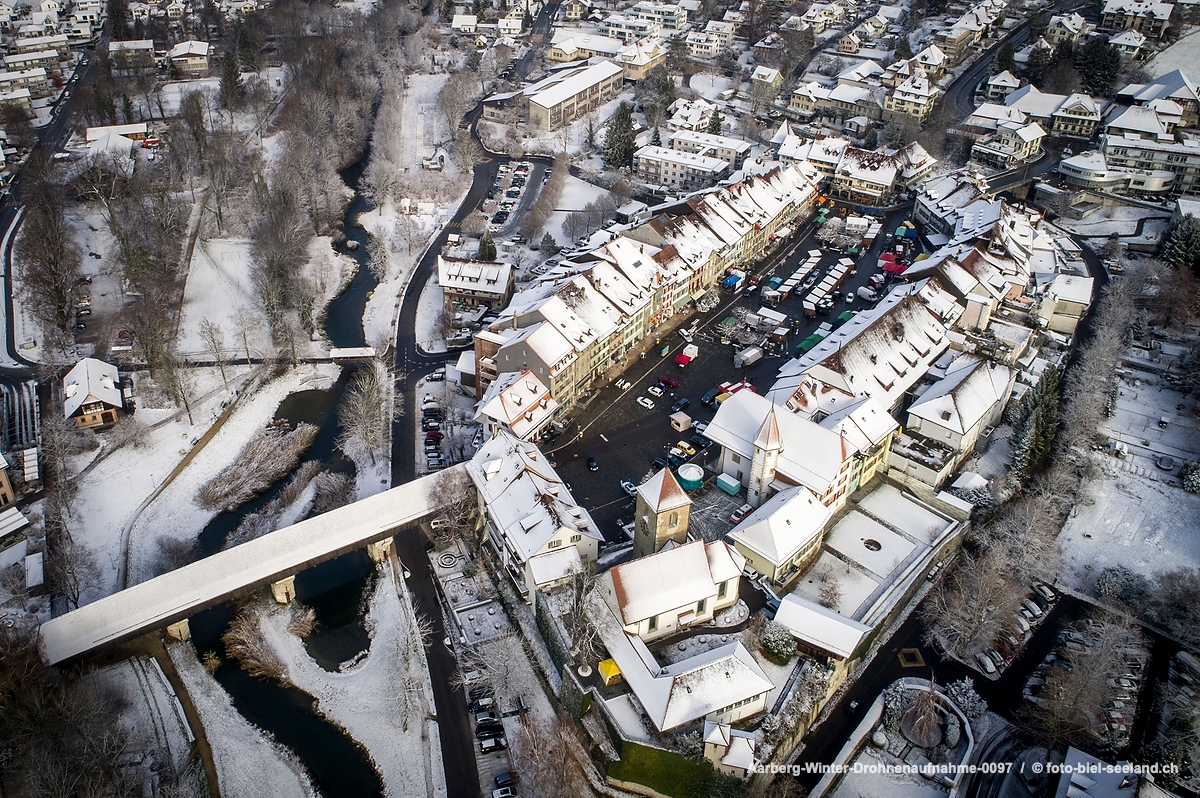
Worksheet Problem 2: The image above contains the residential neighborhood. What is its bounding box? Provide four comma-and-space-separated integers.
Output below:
0, 0, 1198, 796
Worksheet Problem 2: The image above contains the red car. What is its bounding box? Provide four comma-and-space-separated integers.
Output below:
658, 375, 679, 389
425, 431, 444, 440
748, 275, 762, 286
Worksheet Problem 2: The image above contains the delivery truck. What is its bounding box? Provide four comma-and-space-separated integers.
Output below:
734, 346, 764, 368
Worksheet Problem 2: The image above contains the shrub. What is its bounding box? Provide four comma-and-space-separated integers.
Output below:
761, 620, 796, 663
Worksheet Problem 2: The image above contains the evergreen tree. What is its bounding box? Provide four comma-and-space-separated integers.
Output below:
1074, 38, 1121, 96
650, 126, 661, 146
993, 42, 1016, 76
1162, 214, 1200, 272
706, 109, 723, 135
478, 231, 497, 261
220, 51, 243, 111
539, 232, 559, 254
602, 101, 636, 169
667, 36, 690, 72
522, 10, 532, 30
894, 35, 913, 62
1023, 46, 1055, 85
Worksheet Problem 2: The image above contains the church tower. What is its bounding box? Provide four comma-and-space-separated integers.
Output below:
633, 468, 692, 559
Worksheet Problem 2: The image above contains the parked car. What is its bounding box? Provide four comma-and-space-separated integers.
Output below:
475, 710, 499, 726
976, 653, 997, 675
493, 787, 515, 798
693, 421, 708, 433
426, 431, 444, 440
676, 440, 696, 456
690, 434, 711, 450
468, 695, 495, 712
658, 375, 679, 388
636, 397, 655, 410
1022, 599, 1044, 618
647, 385, 664, 397
1032, 582, 1057, 603
680, 329, 694, 343
587, 456, 598, 471
620, 479, 637, 496
76, 308, 92, 317
730, 503, 753, 523
494, 773, 515, 790
701, 389, 720, 407
670, 398, 690, 413
651, 456, 667, 470
73, 322, 86, 331
668, 446, 686, 460
422, 419, 441, 431
479, 736, 507, 753
476, 722, 505, 740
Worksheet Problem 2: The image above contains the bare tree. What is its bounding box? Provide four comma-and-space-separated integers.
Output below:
337, 360, 400, 466
428, 467, 479, 548
46, 537, 101, 609
436, 72, 474, 140
508, 713, 592, 798
199, 318, 229, 390
15, 180, 82, 340
922, 547, 1024, 660
564, 565, 601, 666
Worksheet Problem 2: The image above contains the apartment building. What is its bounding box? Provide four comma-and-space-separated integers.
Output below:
437, 255, 515, 309
616, 37, 666, 81
985, 70, 1021, 102
1099, 0, 1172, 39
628, 0, 687, 32
0, 67, 49, 98
108, 39, 156, 76
1005, 85, 1101, 138
634, 145, 731, 190
686, 19, 734, 58
1045, 12, 1091, 46
670, 130, 752, 168
1101, 132, 1200, 196
3, 49, 60, 77
525, 60, 625, 130
547, 32, 623, 62
597, 12, 661, 42
1117, 70, 1200, 128
13, 33, 69, 60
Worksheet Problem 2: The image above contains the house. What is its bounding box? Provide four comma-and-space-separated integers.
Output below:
904, 354, 1013, 461
1045, 12, 1090, 47
474, 369, 559, 442
563, 0, 591, 20
497, 16, 523, 36
547, 32, 624, 62
467, 430, 603, 603
168, 40, 211, 76
884, 69, 939, 123
703, 390, 895, 510
751, 65, 783, 96
603, 538, 743, 642
1005, 85, 1101, 139
728, 484, 832, 586
437, 254, 515, 309
451, 13, 478, 33
616, 37, 665, 81
703, 721, 757, 779
524, 60, 624, 130
1117, 70, 1200, 127
1108, 28, 1146, 58
971, 120, 1046, 168
165, 0, 183, 20
670, 130, 751, 168
108, 39, 156, 76
0, 458, 17, 510
774, 593, 871, 659
1099, 0, 1172, 39
985, 70, 1021, 102
62, 358, 123, 429
85, 122, 148, 142
838, 33, 861, 54
1037, 274, 1094, 334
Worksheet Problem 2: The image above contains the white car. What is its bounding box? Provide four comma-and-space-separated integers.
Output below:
636, 396, 655, 410
976, 652, 997, 675
680, 329, 693, 343
647, 385, 664, 397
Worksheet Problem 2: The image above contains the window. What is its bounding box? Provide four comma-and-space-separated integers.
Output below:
730, 452, 741, 464
697, 599, 706, 614
570, 534, 581, 543
648, 615, 658, 631
547, 539, 562, 549
718, 580, 727, 599
668, 511, 678, 529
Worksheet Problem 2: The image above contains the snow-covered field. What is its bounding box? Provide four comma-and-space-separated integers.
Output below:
689, 74, 734, 102
167, 640, 318, 798
1148, 30, 1200, 77
122, 363, 340, 588
1057, 205, 1172, 242
260, 574, 447, 798
414, 266, 447, 353
542, 175, 615, 250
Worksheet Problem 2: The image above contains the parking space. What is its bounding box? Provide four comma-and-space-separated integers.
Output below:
486, 160, 547, 238
547, 205, 915, 542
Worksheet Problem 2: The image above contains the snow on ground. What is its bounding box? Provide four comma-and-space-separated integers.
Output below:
1059, 462, 1200, 591
690, 73, 734, 102
167, 640, 318, 798
1057, 205, 1172, 242
84, 656, 194, 783
1148, 29, 1200, 77
513, 90, 635, 158
361, 205, 447, 348
124, 363, 340, 587
260, 574, 446, 798
750, 646, 799, 709
542, 175, 614, 250
414, 272, 447, 353
178, 236, 348, 359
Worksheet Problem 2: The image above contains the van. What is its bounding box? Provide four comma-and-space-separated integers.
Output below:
426, 369, 445, 382
430, 518, 451, 530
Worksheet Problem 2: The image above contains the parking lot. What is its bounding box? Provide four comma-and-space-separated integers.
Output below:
547, 205, 914, 542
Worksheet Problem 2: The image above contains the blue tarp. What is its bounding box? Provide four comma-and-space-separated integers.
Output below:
721, 274, 740, 287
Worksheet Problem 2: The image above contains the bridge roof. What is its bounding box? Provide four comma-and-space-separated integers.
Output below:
39, 467, 458, 665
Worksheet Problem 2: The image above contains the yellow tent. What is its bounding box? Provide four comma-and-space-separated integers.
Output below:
598, 659, 622, 686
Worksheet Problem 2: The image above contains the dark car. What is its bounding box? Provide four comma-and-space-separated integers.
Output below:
671, 398, 690, 413
701, 388, 720, 407
73, 322, 86, 331
587, 456, 598, 471
666, 454, 682, 468
651, 456, 667, 470
476, 722, 505, 740
690, 434, 711, 450
495, 772, 515, 790
658, 375, 679, 388
422, 418, 441, 431
475, 710, 499, 726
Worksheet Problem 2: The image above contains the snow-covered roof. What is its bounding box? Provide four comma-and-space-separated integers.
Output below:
528, 545, 582, 587
1047, 273, 1093, 305
703, 390, 853, 495
466, 430, 601, 565
1109, 29, 1146, 47
770, 290, 949, 414
773, 592, 871, 658
607, 540, 741, 625
168, 40, 209, 58
819, 396, 898, 451
908, 355, 1010, 435
636, 467, 691, 513
703, 720, 757, 770
62, 357, 122, 419
588, 586, 772, 731
729, 485, 831, 566
988, 69, 1020, 88
475, 369, 558, 439
0, 506, 30, 538
751, 65, 781, 83
1101, 0, 1171, 20
526, 60, 624, 110
437, 255, 513, 297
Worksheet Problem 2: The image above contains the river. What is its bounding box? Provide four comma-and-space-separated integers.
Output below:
187, 148, 389, 797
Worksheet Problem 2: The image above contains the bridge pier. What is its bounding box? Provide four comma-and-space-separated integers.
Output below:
166, 619, 191, 642
365, 537, 394, 563
270, 576, 297, 604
